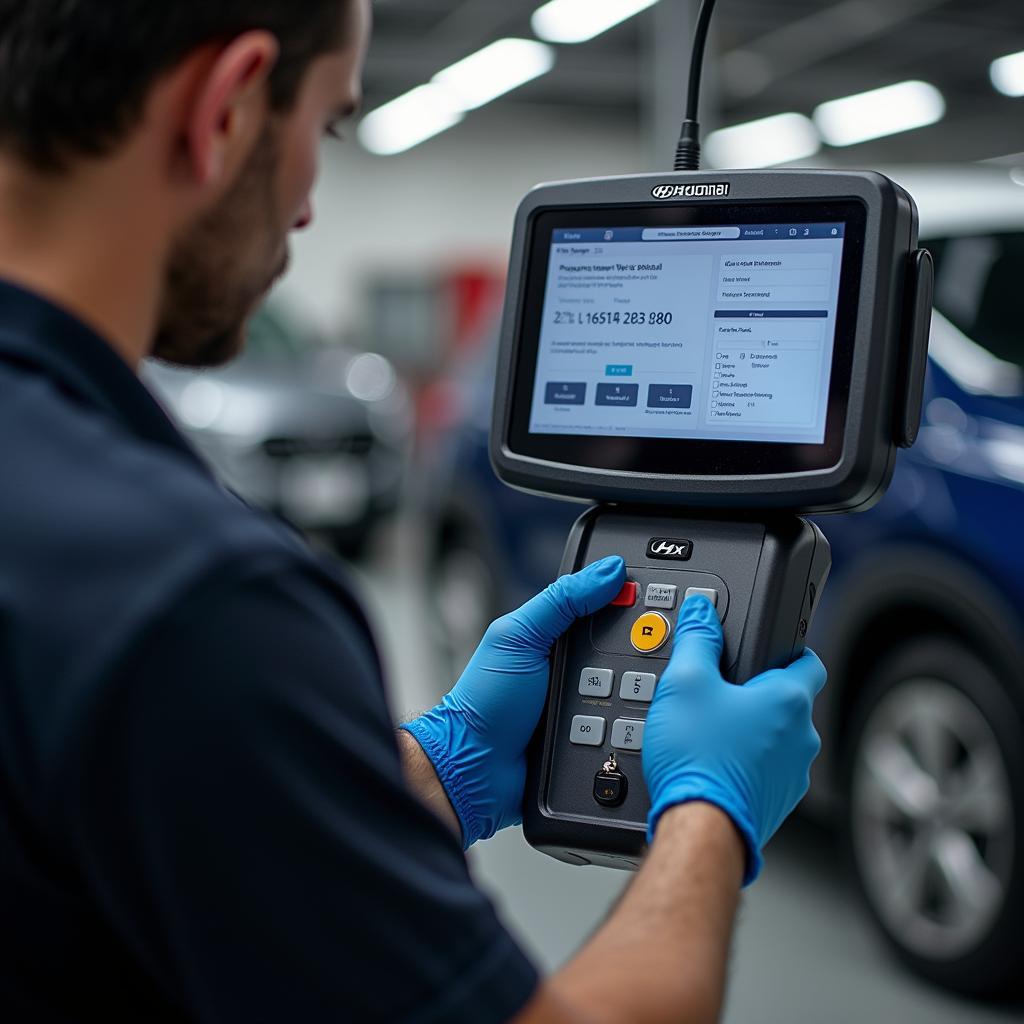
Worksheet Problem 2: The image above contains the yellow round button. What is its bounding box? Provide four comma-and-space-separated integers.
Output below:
630, 611, 671, 653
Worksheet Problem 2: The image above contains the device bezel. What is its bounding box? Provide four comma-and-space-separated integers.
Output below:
491, 169, 918, 513
508, 201, 866, 476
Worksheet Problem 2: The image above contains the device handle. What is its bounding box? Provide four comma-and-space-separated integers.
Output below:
895, 248, 934, 448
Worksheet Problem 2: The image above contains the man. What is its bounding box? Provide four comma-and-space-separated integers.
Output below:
0, 3, 825, 1021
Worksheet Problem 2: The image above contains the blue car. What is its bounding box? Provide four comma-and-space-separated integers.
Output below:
417, 165, 1024, 998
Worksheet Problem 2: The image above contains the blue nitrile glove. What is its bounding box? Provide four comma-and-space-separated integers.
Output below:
643, 595, 826, 885
402, 555, 626, 848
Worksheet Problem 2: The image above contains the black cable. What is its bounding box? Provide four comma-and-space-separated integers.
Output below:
674, 0, 719, 172
685, 0, 717, 122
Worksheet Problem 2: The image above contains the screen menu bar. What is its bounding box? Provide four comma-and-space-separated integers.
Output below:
552, 224, 845, 244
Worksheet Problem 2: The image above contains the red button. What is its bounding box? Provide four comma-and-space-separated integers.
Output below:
611, 581, 639, 607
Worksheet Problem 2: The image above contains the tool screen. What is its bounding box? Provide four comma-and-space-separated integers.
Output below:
528, 221, 845, 445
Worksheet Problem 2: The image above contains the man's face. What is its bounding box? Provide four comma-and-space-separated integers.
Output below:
153, 1, 369, 367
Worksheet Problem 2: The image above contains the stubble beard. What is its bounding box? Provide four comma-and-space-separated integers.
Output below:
152, 125, 288, 369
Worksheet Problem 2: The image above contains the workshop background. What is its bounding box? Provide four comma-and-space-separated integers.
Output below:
146, 1, 1024, 1020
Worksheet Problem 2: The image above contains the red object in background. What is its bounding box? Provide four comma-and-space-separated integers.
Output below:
451, 269, 504, 354
418, 376, 464, 437
611, 581, 639, 607
413, 265, 505, 452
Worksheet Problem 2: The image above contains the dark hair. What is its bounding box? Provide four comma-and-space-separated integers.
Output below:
0, 2, 350, 172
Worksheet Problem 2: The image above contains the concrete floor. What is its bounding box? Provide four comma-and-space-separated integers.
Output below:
352, 528, 1023, 1024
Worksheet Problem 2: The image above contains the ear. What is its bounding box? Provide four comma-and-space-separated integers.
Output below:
184, 31, 280, 190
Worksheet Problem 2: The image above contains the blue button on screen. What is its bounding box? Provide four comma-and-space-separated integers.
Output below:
605, 364, 633, 377
596, 383, 639, 407
544, 382, 587, 405
647, 384, 693, 408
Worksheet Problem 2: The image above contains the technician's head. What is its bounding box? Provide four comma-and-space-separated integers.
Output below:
0, 1, 370, 366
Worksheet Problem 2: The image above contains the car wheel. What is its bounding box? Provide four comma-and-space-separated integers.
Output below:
431, 528, 501, 675
844, 638, 1024, 997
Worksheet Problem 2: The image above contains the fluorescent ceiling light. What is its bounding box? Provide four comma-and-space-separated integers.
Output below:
359, 38, 554, 155
532, 0, 659, 45
813, 80, 945, 147
433, 38, 555, 110
357, 84, 464, 156
704, 112, 820, 169
990, 50, 1024, 97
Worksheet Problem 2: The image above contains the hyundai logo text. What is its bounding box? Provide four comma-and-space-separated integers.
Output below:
651, 183, 730, 200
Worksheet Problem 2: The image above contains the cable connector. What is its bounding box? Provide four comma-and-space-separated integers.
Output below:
674, 120, 702, 171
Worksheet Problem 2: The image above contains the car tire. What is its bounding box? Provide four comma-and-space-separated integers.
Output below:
843, 637, 1024, 998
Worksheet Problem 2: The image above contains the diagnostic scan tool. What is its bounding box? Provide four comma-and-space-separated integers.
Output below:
489, 1, 934, 869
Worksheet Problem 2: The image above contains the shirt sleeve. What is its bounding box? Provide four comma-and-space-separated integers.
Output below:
60, 559, 538, 1024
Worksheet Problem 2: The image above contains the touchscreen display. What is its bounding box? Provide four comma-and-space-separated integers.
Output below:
527, 222, 846, 445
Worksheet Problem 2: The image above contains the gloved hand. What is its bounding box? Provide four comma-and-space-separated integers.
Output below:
643, 595, 826, 885
402, 555, 626, 848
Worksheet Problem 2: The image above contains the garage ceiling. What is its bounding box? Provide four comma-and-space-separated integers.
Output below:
364, 0, 1024, 163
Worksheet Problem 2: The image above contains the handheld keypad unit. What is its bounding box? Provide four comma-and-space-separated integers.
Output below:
490, 169, 933, 868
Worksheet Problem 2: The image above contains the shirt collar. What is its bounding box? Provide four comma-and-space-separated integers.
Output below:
0, 276, 207, 469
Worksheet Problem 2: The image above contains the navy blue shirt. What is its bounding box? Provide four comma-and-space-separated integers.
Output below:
0, 280, 537, 1022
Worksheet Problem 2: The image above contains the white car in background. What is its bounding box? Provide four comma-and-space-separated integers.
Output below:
145, 303, 413, 555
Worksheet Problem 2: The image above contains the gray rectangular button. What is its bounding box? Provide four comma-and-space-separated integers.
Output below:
544, 381, 586, 405
611, 718, 645, 751
645, 583, 677, 609
620, 671, 657, 702
684, 587, 719, 608
578, 667, 614, 698
595, 383, 639, 407
570, 715, 606, 746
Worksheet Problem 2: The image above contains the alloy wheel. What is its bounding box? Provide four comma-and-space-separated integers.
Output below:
851, 676, 1014, 960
